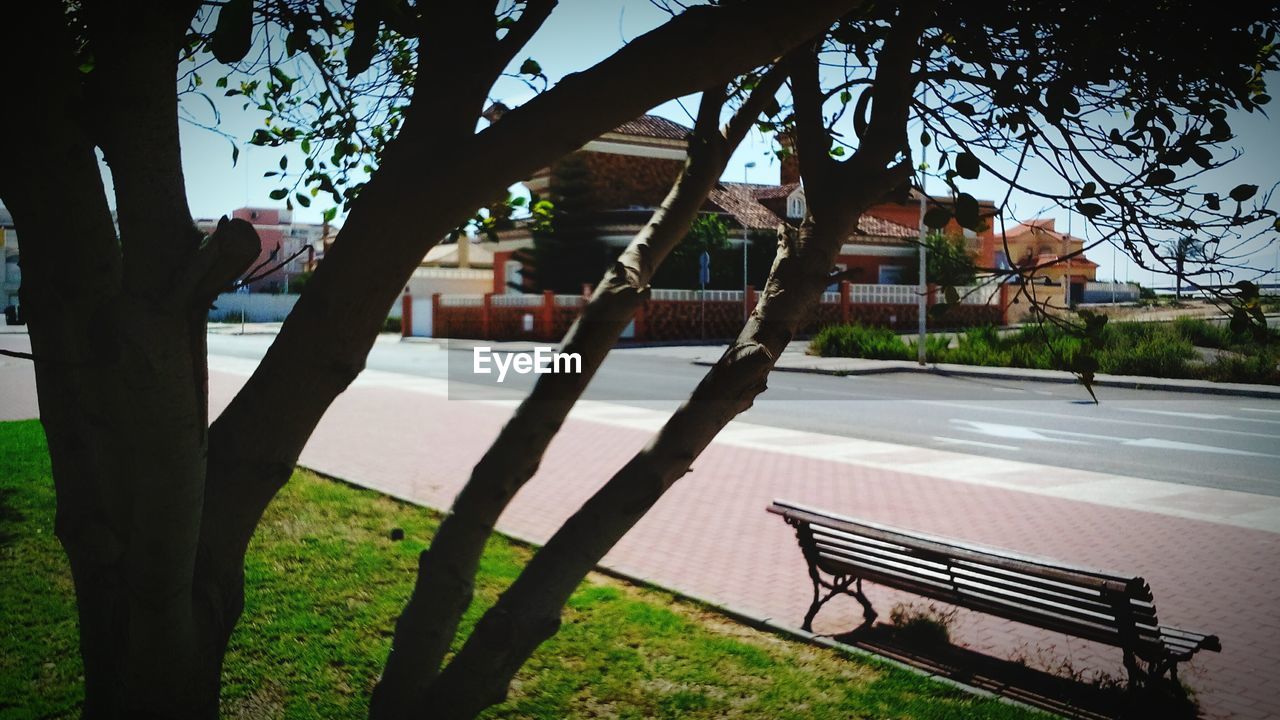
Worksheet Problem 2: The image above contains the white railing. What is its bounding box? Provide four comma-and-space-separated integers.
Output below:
848, 283, 919, 304
650, 289, 744, 302
491, 293, 544, 307
429, 284, 970, 309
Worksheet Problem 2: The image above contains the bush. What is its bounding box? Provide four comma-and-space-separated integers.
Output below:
906, 334, 953, 362
383, 316, 402, 334
1202, 351, 1280, 384
1096, 325, 1196, 377
811, 324, 911, 360
1172, 317, 1231, 349
889, 602, 957, 649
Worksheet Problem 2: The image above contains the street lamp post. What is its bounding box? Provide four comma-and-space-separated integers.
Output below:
743, 161, 755, 320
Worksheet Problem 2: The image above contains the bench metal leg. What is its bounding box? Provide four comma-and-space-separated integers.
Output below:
803, 574, 854, 631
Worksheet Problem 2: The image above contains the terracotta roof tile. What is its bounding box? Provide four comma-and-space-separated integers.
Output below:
709, 183, 786, 230
856, 215, 916, 238
610, 115, 692, 141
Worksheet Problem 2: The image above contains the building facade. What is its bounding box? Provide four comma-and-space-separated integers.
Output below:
195, 207, 333, 293
490, 113, 999, 294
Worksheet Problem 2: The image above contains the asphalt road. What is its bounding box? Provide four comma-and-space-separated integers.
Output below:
207, 333, 1280, 496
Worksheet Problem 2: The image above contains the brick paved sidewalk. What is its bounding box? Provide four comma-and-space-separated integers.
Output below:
202, 367, 1279, 720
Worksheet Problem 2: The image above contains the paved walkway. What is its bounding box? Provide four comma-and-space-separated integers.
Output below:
3, 331, 1277, 718
207, 356, 1278, 719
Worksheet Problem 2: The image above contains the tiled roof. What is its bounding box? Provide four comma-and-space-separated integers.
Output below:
610, 115, 692, 141
751, 183, 801, 200
856, 215, 916, 238
1033, 253, 1098, 268
708, 182, 919, 243
709, 182, 786, 230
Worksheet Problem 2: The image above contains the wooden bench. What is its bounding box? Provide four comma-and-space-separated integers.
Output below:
768, 499, 1220, 686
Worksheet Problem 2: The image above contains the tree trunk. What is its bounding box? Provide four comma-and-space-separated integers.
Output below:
370, 67, 789, 718
418, 17, 928, 714
190, 0, 858, 700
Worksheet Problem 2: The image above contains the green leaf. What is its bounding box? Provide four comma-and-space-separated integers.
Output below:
829, 146, 846, 157
1146, 168, 1176, 186
955, 152, 980, 180
322, 207, 338, 223
279, 155, 288, 171
519, 57, 543, 76
954, 193, 980, 230
1229, 184, 1258, 202
839, 90, 852, 105
301, 139, 311, 154
951, 100, 976, 116
920, 131, 931, 148
269, 189, 288, 200
210, 0, 253, 64
295, 193, 311, 208
923, 206, 952, 230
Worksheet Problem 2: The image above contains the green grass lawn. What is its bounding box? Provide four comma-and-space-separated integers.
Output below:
0, 419, 1043, 719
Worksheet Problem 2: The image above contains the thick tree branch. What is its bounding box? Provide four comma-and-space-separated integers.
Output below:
370, 64, 790, 719
422, 9, 931, 716
196, 2, 865, 633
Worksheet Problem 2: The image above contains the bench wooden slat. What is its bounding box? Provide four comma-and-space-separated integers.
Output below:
770, 501, 1138, 594
768, 499, 1219, 685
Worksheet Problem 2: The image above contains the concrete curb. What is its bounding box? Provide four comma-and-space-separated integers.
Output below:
691, 357, 1280, 399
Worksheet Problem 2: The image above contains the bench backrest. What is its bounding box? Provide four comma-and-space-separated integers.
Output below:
769, 500, 1167, 653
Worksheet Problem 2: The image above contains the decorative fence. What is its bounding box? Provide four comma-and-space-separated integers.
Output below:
407, 282, 1008, 342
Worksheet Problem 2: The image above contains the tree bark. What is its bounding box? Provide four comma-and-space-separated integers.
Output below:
193, 0, 859, 694
419, 13, 929, 715
370, 65, 789, 718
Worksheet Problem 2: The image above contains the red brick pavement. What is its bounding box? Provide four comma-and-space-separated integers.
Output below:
209, 370, 1280, 719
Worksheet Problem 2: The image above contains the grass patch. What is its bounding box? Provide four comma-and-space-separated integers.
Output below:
0, 420, 1043, 719
814, 319, 1279, 384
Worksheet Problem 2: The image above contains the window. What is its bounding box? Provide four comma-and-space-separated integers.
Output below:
787, 194, 806, 219
504, 259, 524, 294
878, 265, 904, 284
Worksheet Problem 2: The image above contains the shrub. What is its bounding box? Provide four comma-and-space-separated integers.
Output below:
811, 324, 911, 360
889, 602, 957, 648
1173, 317, 1231, 349
1097, 328, 1196, 377
1202, 351, 1280, 384
383, 316, 402, 334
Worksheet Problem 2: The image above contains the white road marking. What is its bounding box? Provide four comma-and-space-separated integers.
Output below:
1241, 407, 1280, 414
1124, 409, 1235, 420
1123, 408, 1280, 426
920, 400, 1280, 440
1124, 438, 1280, 459
951, 419, 1091, 445
933, 436, 1020, 451
208, 352, 1280, 532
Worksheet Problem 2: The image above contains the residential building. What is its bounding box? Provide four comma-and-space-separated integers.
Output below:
195, 207, 334, 293
982, 218, 1097, 304
490, 112, 998, 293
